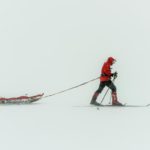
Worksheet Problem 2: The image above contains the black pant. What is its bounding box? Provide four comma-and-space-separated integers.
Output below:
96, 80, 116, 94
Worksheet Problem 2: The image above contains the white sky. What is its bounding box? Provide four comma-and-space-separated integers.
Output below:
0, 0, 150, 104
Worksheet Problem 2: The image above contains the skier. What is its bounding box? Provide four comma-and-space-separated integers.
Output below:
90, 57, 122, 106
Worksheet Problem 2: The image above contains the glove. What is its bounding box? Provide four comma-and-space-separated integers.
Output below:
113, 72, 118, 79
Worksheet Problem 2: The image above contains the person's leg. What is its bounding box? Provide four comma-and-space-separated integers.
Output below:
90, 82, 105, 105
106, 80, 122, 105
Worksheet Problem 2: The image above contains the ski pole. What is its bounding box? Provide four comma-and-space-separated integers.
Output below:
100, 77, 116, 105
109, 92, 112, 104
109, 79, 116, 104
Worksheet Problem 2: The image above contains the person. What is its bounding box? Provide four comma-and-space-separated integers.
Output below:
90, 57, 122, 106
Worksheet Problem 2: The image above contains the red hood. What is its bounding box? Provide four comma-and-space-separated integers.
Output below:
107, 57, 116, 65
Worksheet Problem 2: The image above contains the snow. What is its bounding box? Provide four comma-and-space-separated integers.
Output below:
1, 103, 150, 150
0, 0, 150, 149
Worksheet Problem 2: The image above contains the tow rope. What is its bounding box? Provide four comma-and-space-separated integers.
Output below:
43, 77, 99, 99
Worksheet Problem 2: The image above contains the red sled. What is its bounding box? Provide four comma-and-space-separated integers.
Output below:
0, 93, 44, 104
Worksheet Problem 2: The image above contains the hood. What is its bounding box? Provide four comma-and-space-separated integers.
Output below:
107, 57, 116, 65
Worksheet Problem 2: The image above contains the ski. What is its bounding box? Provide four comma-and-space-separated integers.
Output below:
98, 104, 150, 107
74, 104, 150, 108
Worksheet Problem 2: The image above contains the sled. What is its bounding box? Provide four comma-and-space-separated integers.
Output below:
0, 93, 44, 104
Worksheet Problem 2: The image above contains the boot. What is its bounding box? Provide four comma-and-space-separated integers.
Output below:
112, 92, 123, 106
90, 92, 101, 106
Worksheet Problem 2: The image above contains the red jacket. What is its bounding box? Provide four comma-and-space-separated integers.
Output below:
100, 57, 115, 81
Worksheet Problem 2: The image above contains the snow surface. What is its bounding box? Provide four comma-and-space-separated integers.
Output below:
1, 103, 150, 150
0, 0, 150, 149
